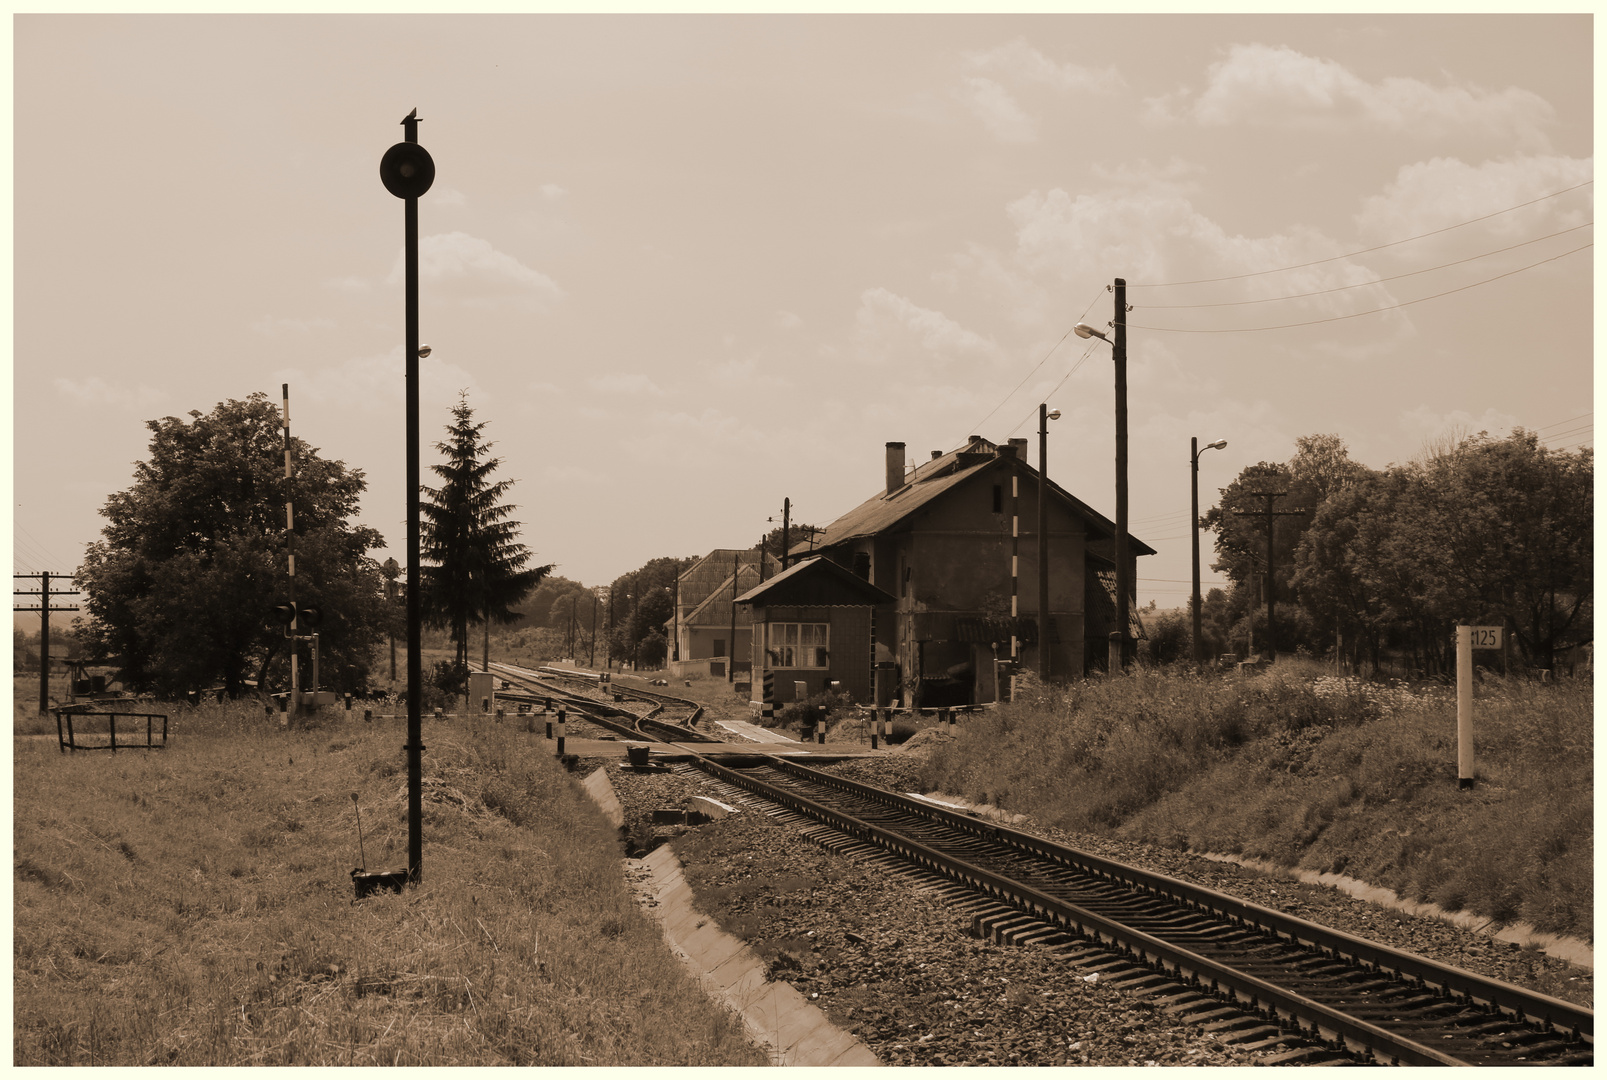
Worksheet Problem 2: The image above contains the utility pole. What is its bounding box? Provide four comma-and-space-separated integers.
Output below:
281, 383, 301, 721
590, 591, 599, 668
781, 498, 791, 571
1009, 459, 1020, 700
1112, 277, 1130, 674
1234, 492, 1306, 661
1037, 403, 1059, 682
728, 550, 739, 682
381, 557, 400, 682
1190, 438, 1228, 663
15, 572, 80, 715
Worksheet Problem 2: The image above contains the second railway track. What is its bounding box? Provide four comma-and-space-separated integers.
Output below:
667, 750, 1591, 1066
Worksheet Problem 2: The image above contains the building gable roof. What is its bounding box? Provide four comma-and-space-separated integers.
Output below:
735, 556, 896, 608
793, 438, 1157, 558
676, 549, 780, 629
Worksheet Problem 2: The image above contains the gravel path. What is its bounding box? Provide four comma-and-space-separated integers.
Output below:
594, 747, 1591, 1066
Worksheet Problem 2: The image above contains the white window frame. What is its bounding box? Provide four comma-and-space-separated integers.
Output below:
766, 621, 830, 669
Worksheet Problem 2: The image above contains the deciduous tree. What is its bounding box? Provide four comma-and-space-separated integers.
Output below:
77, 394, 388, 697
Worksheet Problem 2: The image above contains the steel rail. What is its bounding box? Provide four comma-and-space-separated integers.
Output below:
687, 752, 1585, 1065
535, 665, 707, 727
490, 663, 719, 743
760, 756, 1592, 1044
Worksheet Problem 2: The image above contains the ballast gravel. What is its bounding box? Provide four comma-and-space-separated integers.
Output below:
597, 751, 1590, 1067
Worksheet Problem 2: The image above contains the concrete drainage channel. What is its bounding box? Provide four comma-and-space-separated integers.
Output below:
585, 767, 880, 1066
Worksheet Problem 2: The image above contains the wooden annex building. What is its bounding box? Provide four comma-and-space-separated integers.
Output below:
735, 556, 896, 705
781, 436, 1154, 708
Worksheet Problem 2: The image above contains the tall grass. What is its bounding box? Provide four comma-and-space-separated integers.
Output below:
923, 664, 1591, 939
14, 700, 765, 1065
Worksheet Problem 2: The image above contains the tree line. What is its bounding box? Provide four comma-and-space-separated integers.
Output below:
1184, 429, 1591, 676
76, 391, 549, 699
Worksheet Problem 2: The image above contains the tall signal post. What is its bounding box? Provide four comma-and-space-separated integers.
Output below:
381, 108, 435, 884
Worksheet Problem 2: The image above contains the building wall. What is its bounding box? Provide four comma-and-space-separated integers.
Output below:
678, 626, 753, 671
747, 604, 875, 704
897, 469, 1091, 690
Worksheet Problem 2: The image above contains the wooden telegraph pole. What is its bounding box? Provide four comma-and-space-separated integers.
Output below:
14, 572, 80, 715
1233, 493, 1306, 662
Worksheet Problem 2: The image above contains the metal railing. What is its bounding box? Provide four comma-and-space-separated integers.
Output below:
54, 708, 169, 754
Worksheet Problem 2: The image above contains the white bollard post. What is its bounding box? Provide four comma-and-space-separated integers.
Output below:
1456, 625, 1474, 789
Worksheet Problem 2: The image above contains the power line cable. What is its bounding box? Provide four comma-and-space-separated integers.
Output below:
1129, 179, 1593, 288
972, 286, 1107, 437
1533, 411, 1592, 433
1138, 222, 1592, 309
1130, 242, 1591, 334
1004, 339, 1101, 438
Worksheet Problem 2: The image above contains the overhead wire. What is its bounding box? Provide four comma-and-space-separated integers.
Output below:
1129, 242, 1591, 334
972, 286, 1107, 438
1128, 179, 1593, 288
1136, 222, 1592, 309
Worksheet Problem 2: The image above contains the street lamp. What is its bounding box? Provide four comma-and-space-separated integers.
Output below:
1075, 278, 1129, 673
1191, 437, 1228, 663
1037, 404, 1061, 682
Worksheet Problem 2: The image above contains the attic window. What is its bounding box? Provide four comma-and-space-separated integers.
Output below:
992, 484, 1002, 514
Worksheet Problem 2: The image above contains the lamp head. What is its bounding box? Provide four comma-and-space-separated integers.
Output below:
1207, 439, 1228, 451
418, 344, 432, 359
1047, 409, 1062, 421
1073, 322, 1108, 342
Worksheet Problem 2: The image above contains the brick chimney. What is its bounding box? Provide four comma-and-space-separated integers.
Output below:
885, 442, 906, 495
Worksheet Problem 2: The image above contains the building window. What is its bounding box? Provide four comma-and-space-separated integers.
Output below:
713, 638, 726, 657
992, 484, 1003, 513
768, 622, 829, 668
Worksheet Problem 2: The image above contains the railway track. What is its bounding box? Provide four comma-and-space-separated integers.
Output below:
486, 662, 721, 744
672, 752, 1591, 1067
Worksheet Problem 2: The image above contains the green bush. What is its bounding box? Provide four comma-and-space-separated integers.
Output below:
919, 666, 1592, 939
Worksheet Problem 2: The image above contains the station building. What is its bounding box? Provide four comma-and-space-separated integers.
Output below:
759, 436, 1154, 708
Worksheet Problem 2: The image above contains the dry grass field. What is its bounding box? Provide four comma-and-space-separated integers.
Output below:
13, 700, 765, 1066
923, 662, 1593, 941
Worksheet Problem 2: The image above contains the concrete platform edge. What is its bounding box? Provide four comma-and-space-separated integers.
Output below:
627, 845, 881, 1067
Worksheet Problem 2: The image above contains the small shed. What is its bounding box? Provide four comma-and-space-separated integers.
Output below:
735, 556, 896, 705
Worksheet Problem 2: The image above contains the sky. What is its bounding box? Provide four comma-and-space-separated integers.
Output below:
11, 13, 1595, 621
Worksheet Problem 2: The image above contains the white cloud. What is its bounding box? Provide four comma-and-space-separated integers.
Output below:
956, 76, 1037, 143
853, 287, 1000, 365
249, 315, 336, 336
1353, 156, 1594, 247
54, 376, 164, 409
1172, 44, 1555, 149
540, 183, 567, 200
775, 310, 802, 331
964, 39, 1123, 96
587, 372, 664, 396
323, 276, 370, 294
432, 187, 467, 206
387, 232, 564, 308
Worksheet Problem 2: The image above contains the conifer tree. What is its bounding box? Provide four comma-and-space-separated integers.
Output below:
420, 393, 551, 671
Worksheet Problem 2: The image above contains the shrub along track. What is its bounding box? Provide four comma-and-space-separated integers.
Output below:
655, 751, 1591, 1066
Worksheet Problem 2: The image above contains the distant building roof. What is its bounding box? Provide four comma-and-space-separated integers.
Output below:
792, 436, 1156, 560
735, 556, 896, 608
